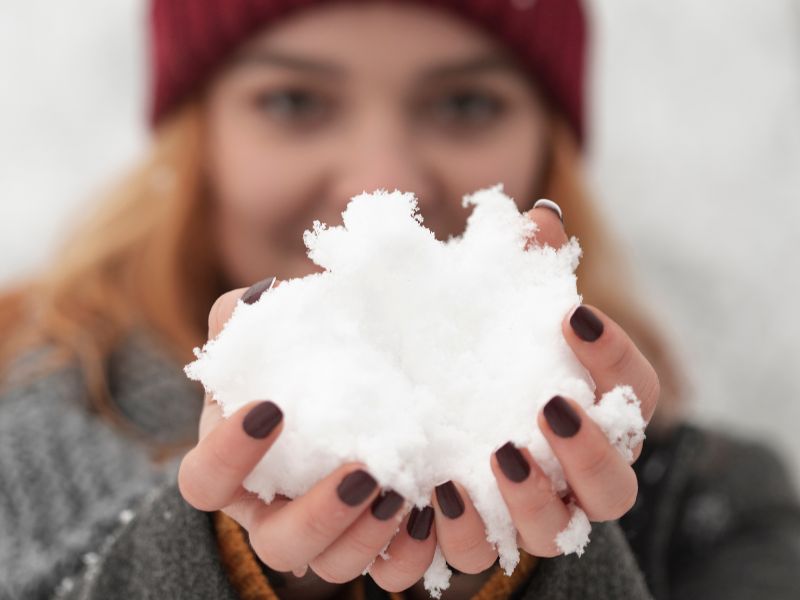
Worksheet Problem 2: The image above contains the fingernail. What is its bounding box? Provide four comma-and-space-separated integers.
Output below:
242, 401, 283, 439
336, 469, 378, 506
495, 442, 531, 482
241, 276, 276, 305
570, 305, 603, 342
370, 490, 405, 520
533, 198, 564, 224
406, 506, 434, 540
435, 481, 465, 519
543, 395, 581, 438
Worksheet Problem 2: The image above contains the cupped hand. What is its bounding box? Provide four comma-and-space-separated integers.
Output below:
177, 280, 433, 589
178, 200, 660, 589
399, 199, 660, 574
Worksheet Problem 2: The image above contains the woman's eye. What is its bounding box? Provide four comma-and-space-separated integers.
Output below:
254, 89, 331, 124
425, 91, 506, 128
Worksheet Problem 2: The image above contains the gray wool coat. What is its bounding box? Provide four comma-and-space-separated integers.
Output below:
2, 333, 800, 600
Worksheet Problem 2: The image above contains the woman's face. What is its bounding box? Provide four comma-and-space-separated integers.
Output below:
203, 2, 550, 286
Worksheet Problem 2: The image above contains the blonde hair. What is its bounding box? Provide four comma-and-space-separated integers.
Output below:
0, 100, 684, 460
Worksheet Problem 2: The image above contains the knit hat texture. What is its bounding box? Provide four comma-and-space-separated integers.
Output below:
148, 0, 587, 141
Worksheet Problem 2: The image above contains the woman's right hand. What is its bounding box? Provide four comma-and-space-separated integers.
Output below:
177, 279, 438, 594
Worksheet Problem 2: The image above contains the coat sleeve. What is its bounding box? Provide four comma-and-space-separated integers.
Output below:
61, 481, 239, 600
60, 479, 655, 600
519, 521, 654, 599
0, 365, 179, 600
667, 434, 800, 600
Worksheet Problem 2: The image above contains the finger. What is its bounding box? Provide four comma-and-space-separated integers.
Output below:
199, 277, 282, 441
222, 487, 289, 530
563, 304, 660, 424
208, 276, 279, 339
292, 565, 308, 578
248, 464, 381, 572
524, 199, 568, 250
367, 505, 437, 593
431, 481, 497, 573
539, 395, 638, 521
490, 444, 571, 557
308, 489, 408, 583
178, 399, 284, 512
198, 392, 224, 440
208, 288, 246, 339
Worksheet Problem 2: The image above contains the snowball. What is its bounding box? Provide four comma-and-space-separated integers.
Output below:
185, 185, 645, 596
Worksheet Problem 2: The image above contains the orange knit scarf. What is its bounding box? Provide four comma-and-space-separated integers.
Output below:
213, 510, 538, 600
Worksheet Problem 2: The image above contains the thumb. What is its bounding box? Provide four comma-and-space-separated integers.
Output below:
200, 276, 280, 439
208, 275, 279, 340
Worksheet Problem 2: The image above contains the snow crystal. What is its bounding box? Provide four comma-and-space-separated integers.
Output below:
185, 185, 645, 595
118, 508, 135, 524
422, 547, 453, 599
554, 501, 592, 556
54, 576, 75, 596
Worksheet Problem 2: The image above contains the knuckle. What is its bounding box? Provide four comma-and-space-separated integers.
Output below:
456, 531, 488, 556
576, 445, 614, 482
476, 552, 501, 572
519, 535, 560, 558
223, 492, 260, 529
641, 368, 661, 418
603, 336, 635, 376
345, 530, 382, 558
370, 569, 411, 594
444, 532, 485, 566
310, 559, 352, 584
608, 480, 639, 520
208, 438, 244, 477
309, 529, 381, 583
587, 475, 638, 522
513, 496, 564, 559
177, 453, 216, 511
249, 532, 294, 572
380, 567, 419, 592
449, 546, 497, 574
303, 508, 341, 545
516, 485, 557, 524
383, 551, 428, 583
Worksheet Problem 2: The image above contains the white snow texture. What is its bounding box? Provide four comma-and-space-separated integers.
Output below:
185, 185, 645, 597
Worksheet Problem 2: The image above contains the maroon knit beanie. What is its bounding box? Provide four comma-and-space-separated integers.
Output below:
148, 0, 587, 143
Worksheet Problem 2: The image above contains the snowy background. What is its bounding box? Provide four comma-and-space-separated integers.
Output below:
1, 1, 799, 479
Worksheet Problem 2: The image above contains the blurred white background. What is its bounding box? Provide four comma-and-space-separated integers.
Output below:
1, 1, 799, 477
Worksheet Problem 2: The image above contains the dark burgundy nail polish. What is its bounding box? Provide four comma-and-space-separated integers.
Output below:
569, 305, 604, 342
543, 395, 581, 438
242, 401, 283, 439
435, 481, 465, 519
495, 442, 531, 483
336, 470, 377, 506
406, 506, 434, 540
241, 276, 276, 305
370, 490, 404, 520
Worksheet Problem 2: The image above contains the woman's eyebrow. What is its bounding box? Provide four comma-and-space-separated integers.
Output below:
232, 49, 346, 77
418, 55, 521, 81
229, 50, 519, 80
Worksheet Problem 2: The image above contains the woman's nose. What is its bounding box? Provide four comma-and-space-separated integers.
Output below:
328, 117, 436, 209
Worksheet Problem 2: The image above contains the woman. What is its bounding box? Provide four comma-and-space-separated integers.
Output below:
1, 1, 798, 599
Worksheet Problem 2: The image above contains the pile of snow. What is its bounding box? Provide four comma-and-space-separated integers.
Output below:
186, 185, 644, 596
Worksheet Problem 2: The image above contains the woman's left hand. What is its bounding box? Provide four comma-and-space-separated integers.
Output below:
382, 201, 661, 574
